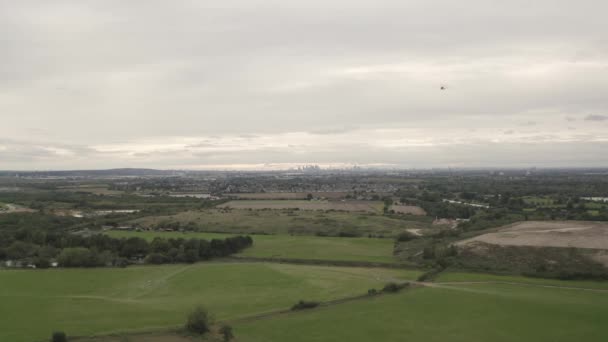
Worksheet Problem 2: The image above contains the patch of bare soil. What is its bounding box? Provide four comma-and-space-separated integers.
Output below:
0, 204, 36, 214
406, 229, 423, 236
457, 221, 608, 250
591, 251, 608, 267
390, 205, 426, 216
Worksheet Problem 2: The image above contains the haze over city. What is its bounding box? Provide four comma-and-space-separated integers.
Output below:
1, 0, 607, 170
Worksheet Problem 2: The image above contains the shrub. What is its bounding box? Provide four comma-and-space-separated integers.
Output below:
185, 305, 212, 335
51, 331, 67, 342
291, 300, 320, 311
396, 231, 418, 242
367, 288, 378, 296
382, 282, 409, 293
417, 269, 442, 282
219, 325, 234, 342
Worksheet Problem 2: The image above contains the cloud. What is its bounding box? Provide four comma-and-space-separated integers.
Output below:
584, 114, 608, 121
1, 0, 608, 169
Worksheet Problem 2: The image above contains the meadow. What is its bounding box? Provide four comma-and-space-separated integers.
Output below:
235, 282, 608, 342
227, 192, 351, 200
129, 208, 433, 237
217, 200, 385, 213
0, 263, 420, 342
436, 271, 608, 289
106, 230, 398, 264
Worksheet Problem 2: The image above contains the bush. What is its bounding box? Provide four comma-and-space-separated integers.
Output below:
367, 288, 378, 296
291, 300, 320, 311
185, 305, 212, 335
145, 253, 169, 264
219, 325, 234, 342
382, 282, 409, 293
396, 231, 418, 242
51, 331, 67, 342
417, 269, 442, 282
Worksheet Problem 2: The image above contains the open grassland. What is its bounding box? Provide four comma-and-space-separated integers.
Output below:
227, 192, 352, 200
0, 263, 420, 342
218, 200, 385, 213
130, 209, 433, 237
56, 184, 125, 196
106, 230, 398, 264
235, 283, 608, 342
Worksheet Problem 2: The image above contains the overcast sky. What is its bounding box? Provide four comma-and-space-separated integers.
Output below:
1, 0, 607, 170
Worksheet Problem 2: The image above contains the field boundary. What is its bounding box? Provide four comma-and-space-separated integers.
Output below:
227, 282, 419, 324
224, 256, 411, 269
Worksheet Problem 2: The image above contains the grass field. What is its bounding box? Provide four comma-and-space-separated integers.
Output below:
436, 271, 608, 289
227, 192, 352, 200
130, 209, 433, 237
0, 263, 420, 342
217, 200, 385, 213
57, 185, 125, 196
106, 230, 398, 263
235, 283, 608, 342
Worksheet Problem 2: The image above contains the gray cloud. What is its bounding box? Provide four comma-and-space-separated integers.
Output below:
1, 0, 607, 169
584, 114, 608, 121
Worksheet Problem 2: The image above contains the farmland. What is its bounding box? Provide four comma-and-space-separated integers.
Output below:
227, 192, 352, 200
106, 230, 398, 264
129, 208, 434, 237
2, 168, 608, 341
457, 221, 608, 250
235, 283, 608, 342
0, 263, 419, 342
217, 200, 385, 213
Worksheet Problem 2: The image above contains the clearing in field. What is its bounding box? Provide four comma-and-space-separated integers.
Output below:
389, 204, 426, 215
457, 221, 608, 250
235, 283, 608, 342
107, 230, 398, 264
0, 263, 419, 342
217, 200, 385, 213
0, 203, 36, 214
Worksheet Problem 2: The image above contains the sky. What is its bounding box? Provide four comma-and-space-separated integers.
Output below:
1, 0, 607, 170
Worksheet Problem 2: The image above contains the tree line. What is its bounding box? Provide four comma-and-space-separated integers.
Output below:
0, 224, 252, 268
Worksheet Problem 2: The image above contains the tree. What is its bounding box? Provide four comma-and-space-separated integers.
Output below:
185, 305, 212, 335
6, 241, 38, 260
306, 193, 313, 201
57, 247, 93, 267
51, 331, 67, 342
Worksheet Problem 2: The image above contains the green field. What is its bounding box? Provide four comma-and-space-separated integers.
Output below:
235, 283, 608, 342
436, 271, 608, 290
106, 230, 398, 264
0, 263, 419, 342
129, 209, 433, 237
218, 200, 386, 213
